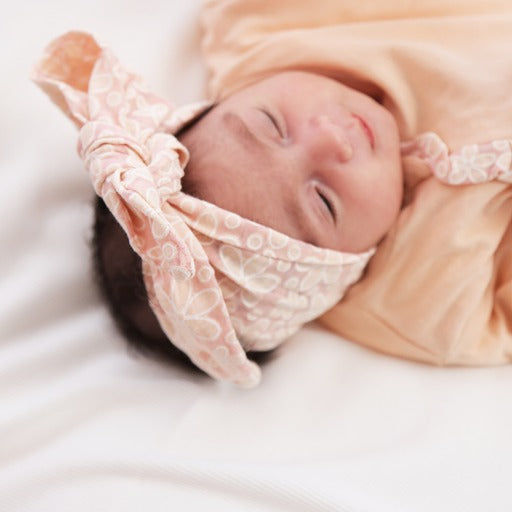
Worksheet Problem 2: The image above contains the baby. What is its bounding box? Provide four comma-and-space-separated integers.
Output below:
91, 69, 404, 377
34, 31, 510, 387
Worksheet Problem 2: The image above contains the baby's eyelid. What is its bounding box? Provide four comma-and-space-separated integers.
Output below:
259, 108, 286, 139
315, 185, 338, 224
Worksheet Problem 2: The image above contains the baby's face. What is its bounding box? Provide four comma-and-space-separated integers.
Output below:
180, 71, 403, 252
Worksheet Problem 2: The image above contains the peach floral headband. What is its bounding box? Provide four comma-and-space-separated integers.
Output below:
33, 32, 374, 387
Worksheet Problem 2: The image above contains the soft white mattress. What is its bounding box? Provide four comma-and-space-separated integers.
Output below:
2, 1, 512, 511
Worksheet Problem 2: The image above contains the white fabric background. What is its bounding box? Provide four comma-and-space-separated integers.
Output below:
1, 1, 512, 511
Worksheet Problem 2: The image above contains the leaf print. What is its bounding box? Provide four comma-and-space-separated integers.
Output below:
243, 254, 270, 276
150, 217, 170, 239
299, 269, 324, 292
187, 317, 221, 341
195, 211, 218, 235
219, 245, 244, 278
185, 288, 221, 317
244, 273, 281, 294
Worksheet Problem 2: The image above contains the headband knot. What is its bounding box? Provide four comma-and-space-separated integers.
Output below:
79, 117, 195, 279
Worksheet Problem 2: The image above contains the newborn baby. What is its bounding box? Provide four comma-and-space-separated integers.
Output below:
35, 32, 510, 387
92, 69, 404, 378
33, 32, 400, 386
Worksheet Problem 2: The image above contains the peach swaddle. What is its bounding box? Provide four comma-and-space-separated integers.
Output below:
33, 32, 374, 388
200, 0, 512, 367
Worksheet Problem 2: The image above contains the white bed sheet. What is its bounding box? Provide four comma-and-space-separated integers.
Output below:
1, 1, 512, 511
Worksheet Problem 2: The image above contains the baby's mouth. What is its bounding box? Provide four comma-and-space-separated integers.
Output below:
352, 114, 375, 149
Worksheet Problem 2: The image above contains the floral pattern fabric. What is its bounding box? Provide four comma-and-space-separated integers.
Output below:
402, 132, 512, 185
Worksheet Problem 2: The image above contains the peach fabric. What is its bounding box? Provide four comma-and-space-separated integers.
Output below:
32, 32, 373, 387
200, 0, 512, 366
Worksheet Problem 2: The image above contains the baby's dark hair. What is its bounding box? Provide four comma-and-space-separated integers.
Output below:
92, 195, 201, 371
91, 110, 274, 372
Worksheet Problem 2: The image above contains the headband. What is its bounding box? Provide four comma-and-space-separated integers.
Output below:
401, 132, 512, 185
33, 32, 374, 388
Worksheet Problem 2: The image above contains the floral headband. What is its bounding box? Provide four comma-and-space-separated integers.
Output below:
33, 32, 374, 388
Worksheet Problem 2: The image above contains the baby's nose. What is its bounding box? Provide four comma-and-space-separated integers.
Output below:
307, 114, 354, 163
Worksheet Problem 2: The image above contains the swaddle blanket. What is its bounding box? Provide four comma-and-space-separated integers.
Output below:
200, 0, 512, 365
32, 32, 373, 387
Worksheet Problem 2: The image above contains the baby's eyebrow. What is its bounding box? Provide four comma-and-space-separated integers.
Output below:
223, 110, 266, 152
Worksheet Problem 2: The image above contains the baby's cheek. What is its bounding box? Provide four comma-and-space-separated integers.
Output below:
374, 180, 403, 235
351, 177, 401, 248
